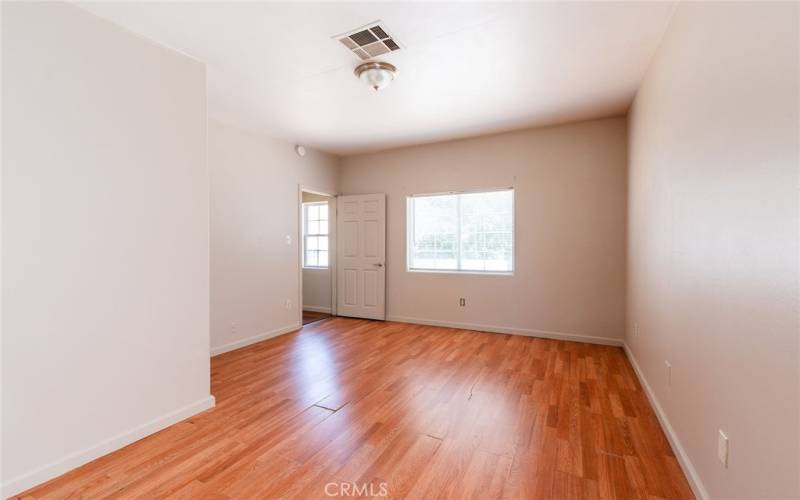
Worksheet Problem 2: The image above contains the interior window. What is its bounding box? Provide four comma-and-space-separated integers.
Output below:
303, 201, 329, 268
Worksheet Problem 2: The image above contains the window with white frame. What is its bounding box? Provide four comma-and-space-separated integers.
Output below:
407, 188, 514, 273
303, 201, 329, 268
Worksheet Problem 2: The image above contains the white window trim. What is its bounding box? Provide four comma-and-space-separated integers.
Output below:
406, 187, 515, 276
303, 201, 329, 269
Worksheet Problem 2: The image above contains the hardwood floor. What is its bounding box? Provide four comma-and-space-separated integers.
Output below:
16, 318, 693, 499
303, 310, 332, 325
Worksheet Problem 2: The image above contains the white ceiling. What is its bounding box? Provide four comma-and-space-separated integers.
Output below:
78, 1, 675, 155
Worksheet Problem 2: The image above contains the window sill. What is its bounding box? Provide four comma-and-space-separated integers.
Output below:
407, 268, 514, 277
303, 266, 329, 270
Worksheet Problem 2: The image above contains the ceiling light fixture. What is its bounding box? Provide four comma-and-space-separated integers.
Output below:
354, 61, 397, 91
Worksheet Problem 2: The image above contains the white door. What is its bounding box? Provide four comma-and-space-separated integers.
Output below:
337, 194, 386, 320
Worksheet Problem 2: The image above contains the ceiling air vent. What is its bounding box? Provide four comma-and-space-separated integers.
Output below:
334, 21, 402, 61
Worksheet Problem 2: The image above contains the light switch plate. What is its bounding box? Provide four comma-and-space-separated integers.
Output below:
717, 429, 729, 467
664, 360, 672, 386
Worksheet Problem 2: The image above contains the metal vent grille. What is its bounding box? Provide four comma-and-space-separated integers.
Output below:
350, 29, 377, 46
369, 26, 389, 40
334, 21, 401, 60
383, 38, 399, 51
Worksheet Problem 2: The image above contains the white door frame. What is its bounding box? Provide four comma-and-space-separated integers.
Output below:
297, 184, 337, 326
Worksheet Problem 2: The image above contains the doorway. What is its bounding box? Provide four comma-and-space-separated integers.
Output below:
298, 187, 336, 326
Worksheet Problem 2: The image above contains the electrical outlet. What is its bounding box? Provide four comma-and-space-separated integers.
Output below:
458, 297, 466, 307
717, 430, 729, 468
634, 323, 639, 337
284, 299, 292, 309
664, 360, 672, 387
230, 322, 237, 333
286, 235, 292, 245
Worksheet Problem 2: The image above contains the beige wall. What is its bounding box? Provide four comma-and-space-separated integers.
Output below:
302, 192, 330, 203
302, 267, 332, 312
626, 2, 799, 498
2, 2, 212, 496
210, 119, 338, 355
340, 117, 628, 344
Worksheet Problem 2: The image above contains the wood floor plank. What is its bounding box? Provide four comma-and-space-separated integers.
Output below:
14, 318, 694, 499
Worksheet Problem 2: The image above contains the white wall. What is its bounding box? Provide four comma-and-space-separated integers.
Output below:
2, 2, 212, 496
302, 267, 332, 312
340, 118, 628, 344
626, 2, 799, 498
210, 119, 338, 354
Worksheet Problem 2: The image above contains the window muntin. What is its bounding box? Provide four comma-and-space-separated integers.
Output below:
303, 202, 329, 268
407, 189, 513, 273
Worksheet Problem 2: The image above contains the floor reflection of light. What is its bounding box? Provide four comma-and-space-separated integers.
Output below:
291, 331, 340, 404
403, 364, 516, 446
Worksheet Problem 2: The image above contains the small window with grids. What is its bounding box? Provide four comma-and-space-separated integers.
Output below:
303, 202, 329, 268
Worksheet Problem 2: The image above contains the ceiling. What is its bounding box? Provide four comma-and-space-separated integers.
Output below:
78, 1, 676, 155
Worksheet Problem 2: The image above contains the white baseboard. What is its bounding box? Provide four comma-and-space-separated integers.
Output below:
386, 315, 623, 346
303, 305, 332, 314
2, 395, 215, 498
623, 344, 709, 500
211, 323, 300, 356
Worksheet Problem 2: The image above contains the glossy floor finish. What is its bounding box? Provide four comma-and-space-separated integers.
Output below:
303, 310, 332, 325
16, 318, 694, 499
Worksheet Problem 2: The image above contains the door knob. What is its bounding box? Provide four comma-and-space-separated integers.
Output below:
373, 263, 384, 267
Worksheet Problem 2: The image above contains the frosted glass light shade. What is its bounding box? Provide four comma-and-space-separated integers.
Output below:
354, 62, 397, 91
